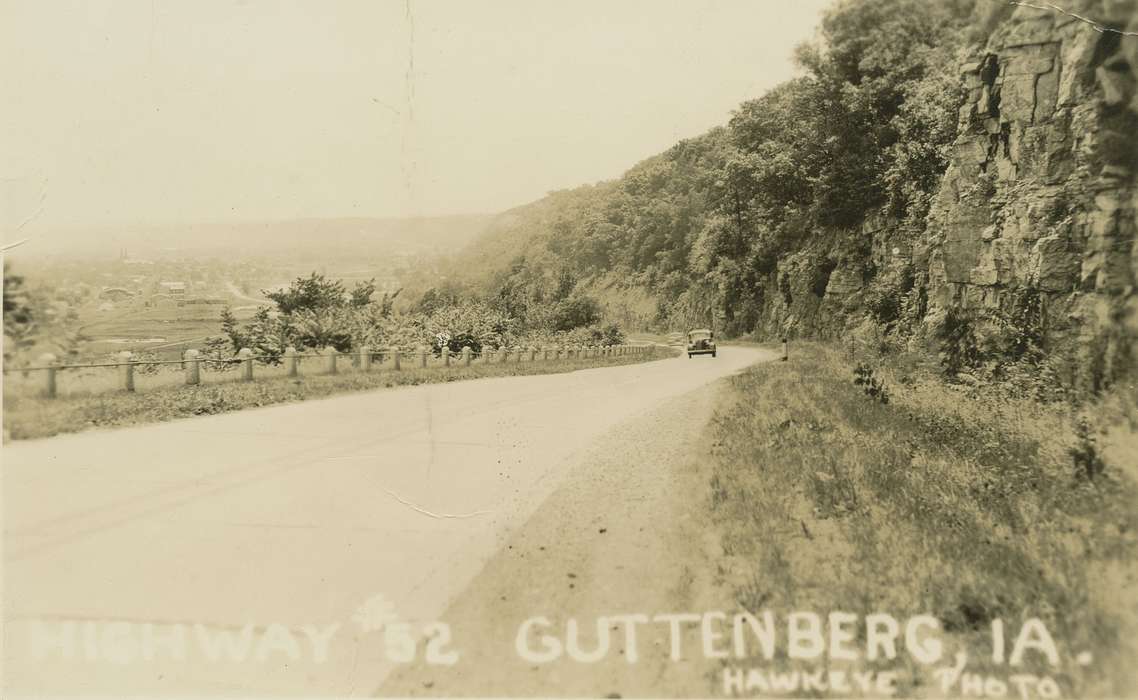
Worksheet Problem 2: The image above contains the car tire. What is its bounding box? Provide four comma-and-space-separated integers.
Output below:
712, 351, 717, 358
687, 354, 692, 359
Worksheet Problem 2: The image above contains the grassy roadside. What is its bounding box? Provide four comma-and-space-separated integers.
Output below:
705, 342, 1137, 697
3, 349, 674, 442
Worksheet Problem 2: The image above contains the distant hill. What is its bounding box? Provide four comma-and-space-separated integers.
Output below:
22, 214, 495, 260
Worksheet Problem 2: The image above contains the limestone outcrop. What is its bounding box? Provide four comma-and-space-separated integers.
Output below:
913, 0, 1137, 380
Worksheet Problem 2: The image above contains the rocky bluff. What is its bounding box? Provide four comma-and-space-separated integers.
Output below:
769, 2, 1136, 386
923, 1, 1136, 376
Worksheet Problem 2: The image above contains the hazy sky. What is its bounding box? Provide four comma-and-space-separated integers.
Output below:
2, 0, 830, 239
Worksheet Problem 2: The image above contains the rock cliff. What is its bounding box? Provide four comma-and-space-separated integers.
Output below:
917, 1, 1136, 379
763, 2, 1137, 384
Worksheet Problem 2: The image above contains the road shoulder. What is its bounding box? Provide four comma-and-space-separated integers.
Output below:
379, 377, 734, 697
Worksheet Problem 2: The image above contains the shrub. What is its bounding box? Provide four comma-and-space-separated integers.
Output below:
599, 322, 626, 346
866, 287, 902, 326
936, 306, 982, 376
433, 331, 481, 356
200, 336, 238, 372
853, 363, 890, 403
864, 263, 916, 327
985, 286, 1045, 362
550, 295, 603, 332
423, 302, 516, 352
1070, 417, 1106, 481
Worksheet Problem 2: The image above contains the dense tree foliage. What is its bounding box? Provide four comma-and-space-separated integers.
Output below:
263, 273, 378, 315
219, 269, 621, 362
427, 0, 984, 336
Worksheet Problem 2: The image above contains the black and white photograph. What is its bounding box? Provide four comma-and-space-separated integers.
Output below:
2, 1, 1137, 697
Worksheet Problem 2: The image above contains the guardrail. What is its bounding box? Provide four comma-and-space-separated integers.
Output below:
4, 344, 659, 399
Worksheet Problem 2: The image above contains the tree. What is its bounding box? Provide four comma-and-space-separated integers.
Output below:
375, 288, 401, 318
264, 273, 346, 314
3, 262, 37, 361
244, 306, 292, 361
349, 278, 377, 307
219, 306, 245, 352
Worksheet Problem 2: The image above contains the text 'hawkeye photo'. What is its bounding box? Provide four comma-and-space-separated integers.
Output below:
2, 1, 1138, 698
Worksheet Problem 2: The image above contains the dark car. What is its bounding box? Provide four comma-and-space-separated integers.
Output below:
687, 329, 716, 358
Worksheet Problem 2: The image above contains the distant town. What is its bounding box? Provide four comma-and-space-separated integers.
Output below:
3, 215, 496, 365
5, 243, 431, 364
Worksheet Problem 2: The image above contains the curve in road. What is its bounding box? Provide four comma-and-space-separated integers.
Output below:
2, 345, 773, 696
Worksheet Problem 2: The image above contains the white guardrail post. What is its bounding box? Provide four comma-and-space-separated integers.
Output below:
239, 348, 254, 380
360, 345, 372, 372
392, 347, 401, 371
285, 347, 298, 377
324, 347, 338, 375
184, 349, 201, 386
39, 353, 58, 399
442, 347, 451, 367
418, 345, 428, 369
462, 346, 472, 366
119, 351, 135, 393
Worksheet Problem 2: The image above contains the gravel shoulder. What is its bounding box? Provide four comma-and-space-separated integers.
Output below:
379, 376, 738, 697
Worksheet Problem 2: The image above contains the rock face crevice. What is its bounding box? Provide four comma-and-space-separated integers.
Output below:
913, 2, 1137, 380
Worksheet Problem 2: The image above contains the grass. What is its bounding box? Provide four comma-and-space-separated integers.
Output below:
704, 342, 1138, 697
3, 348, 671, 441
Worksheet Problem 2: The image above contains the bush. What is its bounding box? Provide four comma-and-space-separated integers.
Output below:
423, 302, 516, 352
217, 273, 627, 362
200, 336, 237, 372
864, 263, 915, 327
433, 331, 481, 356
935, 306, 982, 376
550, 295, 603, 332
853, 363, 890, 403
1070, 417, 1106, 481
600, 322, 626, 346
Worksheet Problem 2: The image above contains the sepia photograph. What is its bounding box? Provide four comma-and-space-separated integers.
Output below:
2, 1, 1137, 697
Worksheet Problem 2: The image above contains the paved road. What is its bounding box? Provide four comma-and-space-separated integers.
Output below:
2, 346, 771, 696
